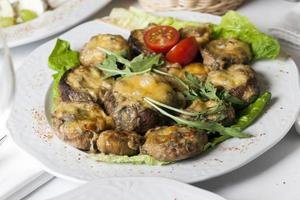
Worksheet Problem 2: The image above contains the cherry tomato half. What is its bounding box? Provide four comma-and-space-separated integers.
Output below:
144, 25, 180, 53
166, 37, 198, 65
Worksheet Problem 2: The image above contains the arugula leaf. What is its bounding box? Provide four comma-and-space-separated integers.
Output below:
144, 97, 252, 138
98, 54, 131, 78
130, 54, 162, 72
183, 72, 221, 103
97, 48, 163, 77
48, 39, 80, 72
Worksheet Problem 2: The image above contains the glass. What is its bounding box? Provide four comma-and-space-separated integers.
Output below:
0, 31, 15, 135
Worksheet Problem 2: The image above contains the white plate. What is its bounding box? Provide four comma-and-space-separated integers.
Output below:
7, 11, 300, 183
50, 177, 226, 200
2, 0, 111, 48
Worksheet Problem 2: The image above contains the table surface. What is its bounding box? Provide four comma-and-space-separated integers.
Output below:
7, 0, 300, 199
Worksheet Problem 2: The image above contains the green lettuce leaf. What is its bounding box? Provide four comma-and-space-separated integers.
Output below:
48, 39, 80, 71
109, 7, 208, 30
89, 153, 171, 165
48, 39, 80, 108
213, 11, 280, 60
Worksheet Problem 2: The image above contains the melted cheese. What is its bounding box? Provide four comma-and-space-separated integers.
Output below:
207, 64, 251, 90
184, 63, 210, 77
113, 73, 175, 104
67, 66, 112, 101
80, 34, 129, 67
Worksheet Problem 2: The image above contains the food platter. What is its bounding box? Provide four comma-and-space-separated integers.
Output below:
1, 0, 111, 48
7, 11, 300, 183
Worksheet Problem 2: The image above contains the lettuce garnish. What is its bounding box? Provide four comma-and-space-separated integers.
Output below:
213, 11, 280, 60
48, 39, 80, 107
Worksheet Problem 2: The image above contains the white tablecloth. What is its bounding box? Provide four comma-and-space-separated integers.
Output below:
6, 0, 300, 199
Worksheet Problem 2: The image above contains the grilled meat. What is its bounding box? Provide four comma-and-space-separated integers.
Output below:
202, 38, 252, 70
141, 125, 208, 162
52, 102, 114, 151
97, 130, 142, 156
80, 34, 130, 67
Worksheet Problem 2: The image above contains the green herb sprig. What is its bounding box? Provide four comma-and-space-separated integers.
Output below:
97, 47, 163, 78
144, 97, 251, 138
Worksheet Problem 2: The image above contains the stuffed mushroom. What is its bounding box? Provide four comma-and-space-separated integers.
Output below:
207, 64, 259, 104
183, 99, 236, 126
52, 102, 114, 151
141, 125, 208, 162
179, 25, 212, 47
202, 38, 252, 70
97, 130, 142, 156
80, 34, 130, 67
59, 65, 113, 104
104, 73, 186, 134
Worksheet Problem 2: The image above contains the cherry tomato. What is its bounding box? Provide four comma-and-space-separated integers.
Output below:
144, 25, 180, 53
166, 37, 198, 65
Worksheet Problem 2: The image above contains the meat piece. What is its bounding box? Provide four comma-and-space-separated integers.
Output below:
207, 64, 259, 104
202, 38, 252, 70
59, 65, 113, 104
141, 125, 208, 162
97, 130, 142, 156
80, 34, 130, 67
179, 25, 212, 47
104, 73, 186, 134
52, 102, 114, 151
183, 99, 236, 126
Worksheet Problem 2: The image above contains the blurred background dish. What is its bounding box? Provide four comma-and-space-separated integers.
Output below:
0, 0, 111, 48
138, 0, 244, 15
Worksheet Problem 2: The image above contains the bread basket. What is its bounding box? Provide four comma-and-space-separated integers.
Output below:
138, 0, 244, 15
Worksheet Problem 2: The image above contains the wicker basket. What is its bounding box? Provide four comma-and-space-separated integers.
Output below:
138, 0, 244, 15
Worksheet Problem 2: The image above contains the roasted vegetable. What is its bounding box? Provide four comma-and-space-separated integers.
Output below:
97, 130, 142, 156
141, 125, 208, 162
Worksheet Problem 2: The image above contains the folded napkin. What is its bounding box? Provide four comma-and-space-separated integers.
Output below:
0, 133, 53, 200
269, 2, 300, 50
